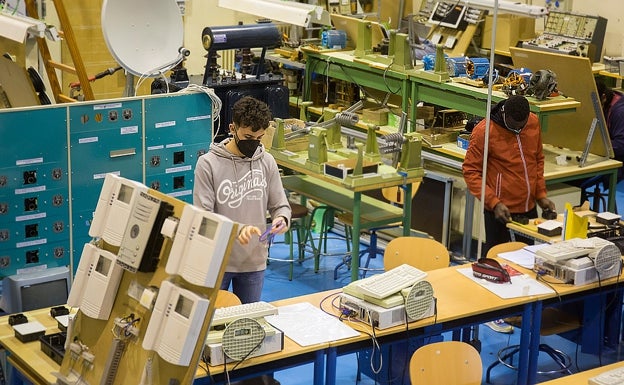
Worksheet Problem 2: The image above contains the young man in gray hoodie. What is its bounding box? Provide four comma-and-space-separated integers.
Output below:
193, 96, 292, 303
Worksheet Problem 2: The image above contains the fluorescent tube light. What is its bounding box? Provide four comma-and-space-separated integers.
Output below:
218, 0, 332, 27
0, 11, 46, 42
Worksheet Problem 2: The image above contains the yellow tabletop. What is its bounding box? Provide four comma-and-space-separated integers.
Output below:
539, 361, 624, 384
316, 263, 546, 346
0, 307, 68, 385
4, 262, 624, 385
425, 142, 622, 182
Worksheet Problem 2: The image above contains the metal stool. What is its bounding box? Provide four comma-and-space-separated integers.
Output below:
267, 203, 308, 281
307, 204, 350, 273
486, 343, 572, 383
485, 307, 578, 383
580, 175, 616, 213
333, 212, 388, 279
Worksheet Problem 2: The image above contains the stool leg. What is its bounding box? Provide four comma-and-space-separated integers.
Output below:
314, 210, 327, 272
288, 228, 294, 281
315, 208, 335, 273
539, 344, 573, 374
297, 222, 306, 263
333, 222, 354, 280
306, 206, 326, 273
485, 359, 499, 384
360, 231, 377, 278
334, 254, 351, 280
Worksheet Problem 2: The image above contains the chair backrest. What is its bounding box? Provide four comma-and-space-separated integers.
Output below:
409, 341, 482, 385
383, 236, 450, 272
485, 241, 528, 259
215, 290, 242, 308
381, 181, 421, 206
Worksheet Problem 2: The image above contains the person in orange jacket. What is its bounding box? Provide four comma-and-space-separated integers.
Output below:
463, 94, 556, 334
463, 95, 556, 257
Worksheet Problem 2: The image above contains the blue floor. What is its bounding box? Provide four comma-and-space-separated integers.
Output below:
249, 180, 624, 385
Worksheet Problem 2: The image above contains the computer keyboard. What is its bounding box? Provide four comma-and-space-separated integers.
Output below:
211, 301, 278, 326
588, 365, 624, 385
342, 284, 405, 308
535, 239, 592, 262
351, 264, 427, 299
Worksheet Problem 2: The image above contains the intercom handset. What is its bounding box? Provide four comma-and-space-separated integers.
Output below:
89, 173, 147, 246
117, 191, 174, 273
142, 280, 210, 366
67, 243, 124, 320
165, 204, 234, 287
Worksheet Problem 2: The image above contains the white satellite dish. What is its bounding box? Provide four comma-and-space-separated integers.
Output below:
101, 0, 186, 77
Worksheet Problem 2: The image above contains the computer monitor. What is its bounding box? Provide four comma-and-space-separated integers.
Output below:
0, 266, 71, 314
428, 2, 467, 29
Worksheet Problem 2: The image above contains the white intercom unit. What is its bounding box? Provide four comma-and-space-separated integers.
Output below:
89, 173, 147, 247
165, 204, 234, 287
117, 191, 173, 273
142, 280, 210, 366
67, 243, 124, 320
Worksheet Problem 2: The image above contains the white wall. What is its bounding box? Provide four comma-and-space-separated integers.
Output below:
183, 0, 257, 76
571, 1, 624, 57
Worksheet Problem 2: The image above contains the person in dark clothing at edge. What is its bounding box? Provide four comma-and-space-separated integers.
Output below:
575, 79, 624, 208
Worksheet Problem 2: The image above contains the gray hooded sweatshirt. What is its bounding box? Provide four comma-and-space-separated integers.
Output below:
193, 138, 292, 272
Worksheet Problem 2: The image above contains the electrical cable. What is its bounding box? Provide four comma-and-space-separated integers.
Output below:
382, 58, 401, 95
181, 84, 224, 141
133, 47, 190, 96
365, 309, 383, 376
331, 61, 384, 105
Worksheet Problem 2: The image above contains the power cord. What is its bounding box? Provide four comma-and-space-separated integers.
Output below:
181, 84, 223, 141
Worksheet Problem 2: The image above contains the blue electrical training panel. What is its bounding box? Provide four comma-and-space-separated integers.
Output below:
0, 106, 70, 277
144, 93, 212, 203
0, 91, 213, 277
68, 98, 144, 242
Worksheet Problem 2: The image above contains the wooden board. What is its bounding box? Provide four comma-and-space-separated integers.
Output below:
331, 13, 386, 49
509, 47, 611, 157
57, 190, 237, 385
0, 57, 40, 108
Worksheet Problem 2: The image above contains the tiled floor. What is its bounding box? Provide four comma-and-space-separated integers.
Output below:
246, 181, 624, 385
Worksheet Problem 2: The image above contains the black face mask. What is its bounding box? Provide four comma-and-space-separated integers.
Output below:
234, 134, 260, 158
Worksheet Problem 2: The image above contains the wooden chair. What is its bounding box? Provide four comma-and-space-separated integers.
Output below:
409, 341, 482, 385
215, 290, 242, 308
485, 241, 528, 259
352, 236, 450, 383
484, 241, 577, 383
383, 236, 450, 272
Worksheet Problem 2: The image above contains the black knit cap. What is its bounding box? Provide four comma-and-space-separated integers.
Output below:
502, 95, 529, 133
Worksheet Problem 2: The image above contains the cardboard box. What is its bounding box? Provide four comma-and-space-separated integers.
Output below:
537, 222, 562, 237
417, 105, 436, 125
482, 14, 536, 52
324, 158, 378, 179
419, 129, 458, 146
457, 134, 470, 150
362, 107, 389, 126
